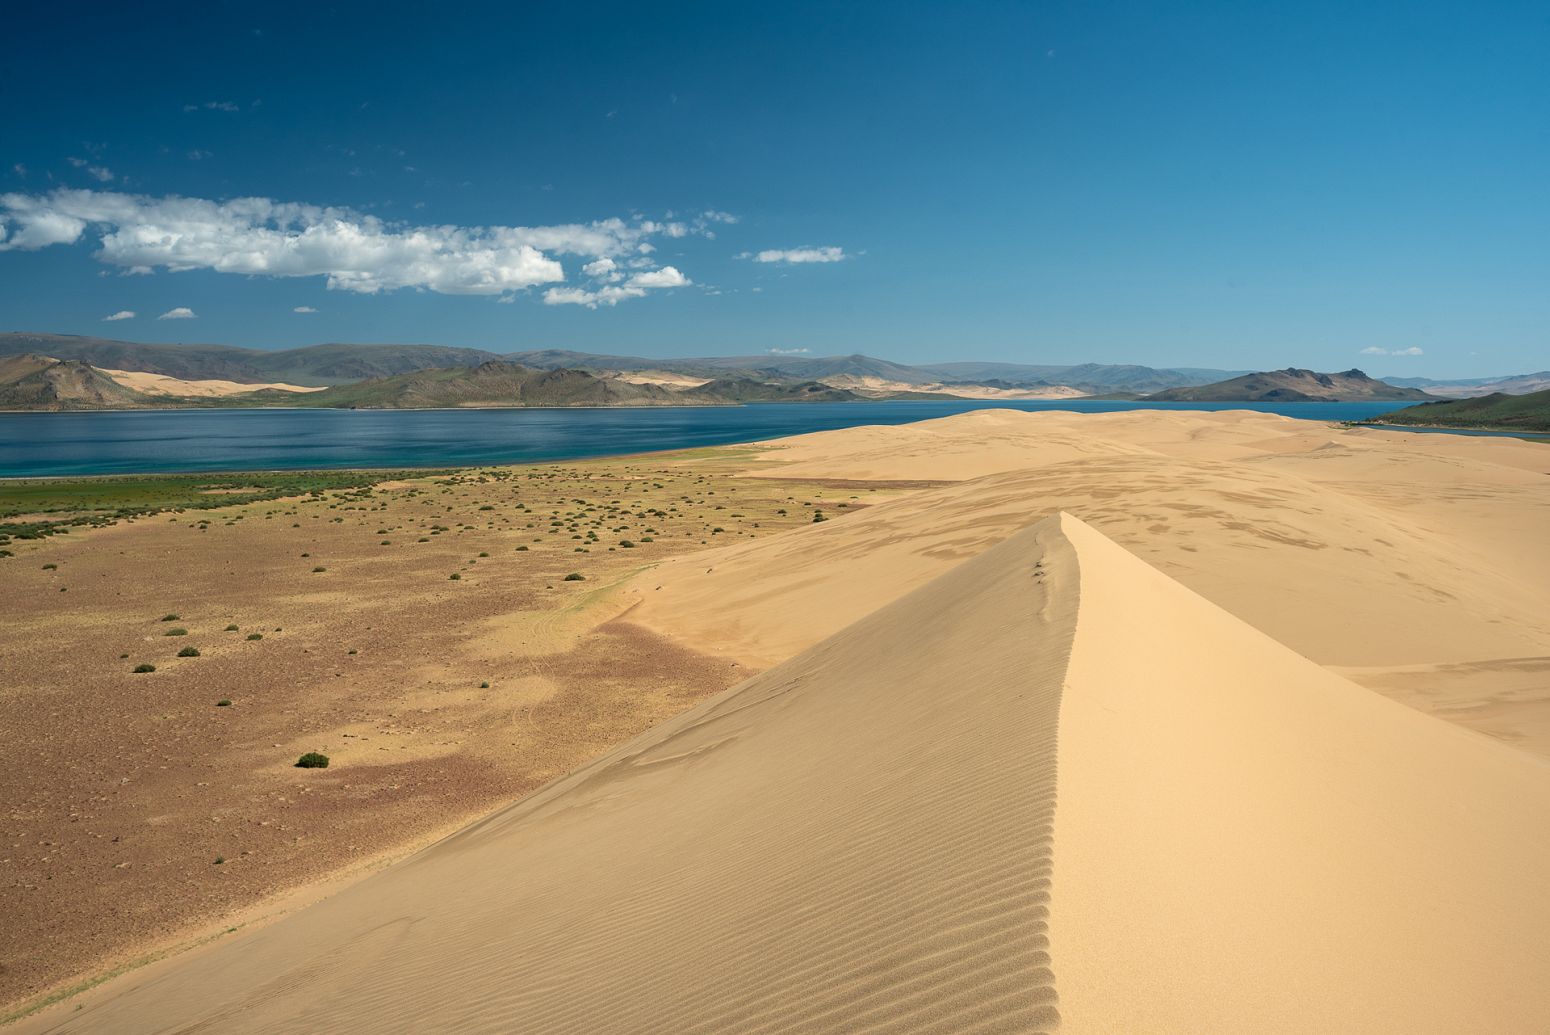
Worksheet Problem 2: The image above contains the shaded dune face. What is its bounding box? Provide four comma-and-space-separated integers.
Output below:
34, 519, 1078, 1034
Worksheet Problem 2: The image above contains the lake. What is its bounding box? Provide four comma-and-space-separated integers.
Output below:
0, 399, 1436, 477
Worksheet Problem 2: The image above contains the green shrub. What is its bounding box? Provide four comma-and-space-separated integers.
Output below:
812, 511, 826, 523
217, 699, 232, 707
164, 627, 188, 636
224, 624, 239, 631
160, 614, 180, 621
449, 572, 461, 580
41, 563, 57, 570
295, 752, 330, 769
312, 566, 327, 573
563, 572, 585, 581
178, 646, 200, 657
246, 633, 263, 641
619, 540, 635, 548
133, 663, 156, 673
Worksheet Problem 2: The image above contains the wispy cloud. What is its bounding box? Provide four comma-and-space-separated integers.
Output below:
102, 309, 136, 321
744, 246, 847, 264
293, 305, 318, 313
158, 306, 197, 320
768, 347, 810, 354
184, 101, 240, 112
66, 157, 114, 182
1360, 346, 1424, 357
0, 189, 716, 303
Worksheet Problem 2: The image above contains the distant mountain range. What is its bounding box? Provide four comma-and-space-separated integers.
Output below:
0, 354, 903, 411
0, 334, 1250, 396
4, 334, 1540, 412
1148, 368, 1435, 403
1367, 388, 1550, 433
1379, 371, 1550, 398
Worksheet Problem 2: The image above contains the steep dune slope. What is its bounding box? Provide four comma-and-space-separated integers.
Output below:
1052, 516, 1550, 1031
25, 515, 1550, 1033
25, 516, 1081, 1034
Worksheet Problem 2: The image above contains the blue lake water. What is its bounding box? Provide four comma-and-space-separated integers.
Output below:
0, 399, 1479, 477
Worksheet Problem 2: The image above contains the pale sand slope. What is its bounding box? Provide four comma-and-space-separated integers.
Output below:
630, 410, 1550, 754
101, 368, 326, 396
819, 374, 1088, 400
22, 515, 1550, 1033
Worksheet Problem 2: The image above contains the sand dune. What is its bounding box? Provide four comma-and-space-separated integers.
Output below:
101, 368, 326, 396
23, 513, 1550, 1033
637, 410, 1550, 754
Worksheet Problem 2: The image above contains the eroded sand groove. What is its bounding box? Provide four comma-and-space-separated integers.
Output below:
32, 517, 1078, 1034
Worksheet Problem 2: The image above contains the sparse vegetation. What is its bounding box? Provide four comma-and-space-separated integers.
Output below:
132, 663, 155, 673
294, 752, 330, 769
563, 572, 585, 581
164, 627, 188, 636
177, 646, 200, 657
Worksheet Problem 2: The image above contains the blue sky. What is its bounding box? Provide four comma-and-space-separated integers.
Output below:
1, 1, 1545, 376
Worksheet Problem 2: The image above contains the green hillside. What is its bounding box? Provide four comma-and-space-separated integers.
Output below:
1368, 389, 1550, 433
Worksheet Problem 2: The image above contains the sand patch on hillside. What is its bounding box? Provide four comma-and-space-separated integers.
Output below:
101, 369, 327, 397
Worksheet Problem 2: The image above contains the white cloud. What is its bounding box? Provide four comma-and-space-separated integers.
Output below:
185, 101, 240, 112
0, 189, 716, 302
158, 306, 197, 320
102, 310, 136, 321
749, 246, 847, 264
1360, 346, 1424, 357
626, 266, 689, 289
12, 163, 25, 177
543, 265, 690, 308
768, 347, 810, 354
581, 257, 618, 280
293, 305, 318, 313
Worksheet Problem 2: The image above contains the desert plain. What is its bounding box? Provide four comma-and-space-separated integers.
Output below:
3, 408, 1550, 1032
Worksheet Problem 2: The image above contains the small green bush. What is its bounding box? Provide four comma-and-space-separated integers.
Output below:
312, 566, 327, 573
563, 572, 585, 581
514, 545, 529, 551
42, 563, 57, 570
217, 699, 232, 707
224, 624, 239, 631
133, 663, 156, 673
246, 633, 263, 641
161, 613, 180, 621
449, 572, 461, 580
164, 627, 188, 636
619, 540, 635, 548
295, 752, 330, 769
178, 646, 200, 657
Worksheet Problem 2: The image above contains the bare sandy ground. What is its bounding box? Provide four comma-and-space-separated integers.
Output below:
0, 456, 883, 1013
99, 369, 326, 396
18, 514, 1549, 1033
8, 409, 1550, 1031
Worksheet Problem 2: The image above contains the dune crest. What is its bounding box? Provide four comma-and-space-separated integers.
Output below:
22, 514, 1550, 1033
